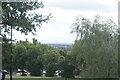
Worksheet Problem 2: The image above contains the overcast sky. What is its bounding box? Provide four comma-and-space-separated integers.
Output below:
13, 0, 119, 44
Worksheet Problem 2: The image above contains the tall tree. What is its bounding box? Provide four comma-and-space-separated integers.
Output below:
71, 15, 118, 78
1, 1, 52, 73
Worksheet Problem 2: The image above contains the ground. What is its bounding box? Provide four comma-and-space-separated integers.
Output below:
4, 76, 80, 80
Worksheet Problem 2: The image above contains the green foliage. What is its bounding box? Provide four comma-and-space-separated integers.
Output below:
58, 51, 75, 78
2, 39, 63, 76
26, 45, 43, 76
1, 2, 52, 71
13, 45, 27, 70
2, 40, 11, 70
2, 2, 51, 35
2, 14, 118, 78
43, 49, 60, 77
71, 15, 118, 78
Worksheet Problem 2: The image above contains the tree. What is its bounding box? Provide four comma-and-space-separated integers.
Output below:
26, 44, 43, 76
57, 51, 75, 78
2, 39, 11, 70
71, 15, 118, 78
32, 38, 39, 45
1, 1, 52, 74
1, 2, 52, 38
12, 45, 27, 70
3, 38, 69, 76
43, 48, 60, 77
60, 55, 75, 78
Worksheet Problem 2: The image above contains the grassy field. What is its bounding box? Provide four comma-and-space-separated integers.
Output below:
4, 76, 80, 80
4, 76, 118, 80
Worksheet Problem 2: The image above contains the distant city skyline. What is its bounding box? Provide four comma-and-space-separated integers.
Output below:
13, 0, 119, 44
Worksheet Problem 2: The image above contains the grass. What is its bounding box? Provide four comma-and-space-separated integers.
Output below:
5, 76, 80, 80
5, 76, 118, 80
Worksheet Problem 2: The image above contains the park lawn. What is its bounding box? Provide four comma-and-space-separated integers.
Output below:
4, 76, 118, 80
5, 76, 80, 80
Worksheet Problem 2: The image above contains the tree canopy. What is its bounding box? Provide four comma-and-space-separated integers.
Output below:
71, 15, 118, 78
1, 2, 52, 38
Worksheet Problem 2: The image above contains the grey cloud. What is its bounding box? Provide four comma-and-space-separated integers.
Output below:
44, 0, 117, 12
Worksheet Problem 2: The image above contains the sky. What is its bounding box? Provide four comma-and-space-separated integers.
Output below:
13, 0, 119, 44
